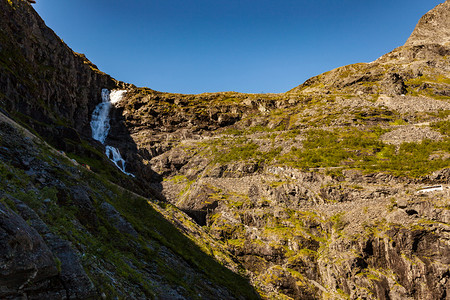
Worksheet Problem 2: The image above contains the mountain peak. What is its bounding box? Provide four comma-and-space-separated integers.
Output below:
405, 0, 450, 46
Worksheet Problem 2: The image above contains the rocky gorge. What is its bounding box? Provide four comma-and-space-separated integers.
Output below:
0, 0, 449, 299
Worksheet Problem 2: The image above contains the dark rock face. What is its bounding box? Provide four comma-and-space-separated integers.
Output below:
0, 111, 258, 299
45, 235, 96, 299
0, 0, 125, 142
10, 197, 96, 299
1, 0, 449, 299
0, 202, 58, 298
68, 186, 98, 229
100, 202, 139, 238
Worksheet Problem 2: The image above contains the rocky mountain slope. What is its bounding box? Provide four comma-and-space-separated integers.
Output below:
1, 0, 449, 299
0, 0, 258, 299
0, 108, 258, 299
108, 1, 450, 299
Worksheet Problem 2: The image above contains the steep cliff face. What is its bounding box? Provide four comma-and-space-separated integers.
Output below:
0, 0, 127, 144
0, 0, 159, 198
1, 0, 449, 299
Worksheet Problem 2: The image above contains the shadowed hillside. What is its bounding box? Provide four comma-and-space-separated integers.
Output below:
1, 0, 449, 299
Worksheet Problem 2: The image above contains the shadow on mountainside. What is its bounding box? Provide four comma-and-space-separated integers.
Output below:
0, 0, 167, 201
0, 112, 261, 299
106, 103, 167, 201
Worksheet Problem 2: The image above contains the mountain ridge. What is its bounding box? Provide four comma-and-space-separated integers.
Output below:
405, 0, 450, 47
0, 0, 449, 299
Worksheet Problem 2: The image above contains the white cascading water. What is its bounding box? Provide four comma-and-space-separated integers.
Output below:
90, 88, 135, 177
90, 89, 112, 144
105, 146, 134, 177
110, 90, 127, 104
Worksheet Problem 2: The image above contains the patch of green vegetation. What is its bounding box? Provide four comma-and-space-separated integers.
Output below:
360, 139, 450, 177
325, 168, 344, 178
337, 63, 367, 79
406, 74, 450, 86
279, 128, 386, 169
298, 248, 318, 258
220, 96, 241, 104
431, 119, 450, 136
336, 288, 351, 300
64, 139, 132, 186
209, 137, 281, 165
362, 219, 392, 239
389, 119, 408, 125
0, 196, 18, 212
405, 75, 450, 100
387, 198, 397, 212
227, 238, 246, 248
54, 256, 62, 273
221, 127, 244, 136
247, 125, 277, 134
275, 126, 448, 177
279, 128, 301, 139
331, 213, 347, 234
227, 198, 244, 208
428, 109, 450, 119
165, 174, 188, 183
178, 178, 195, 197
269, 181, 287, 188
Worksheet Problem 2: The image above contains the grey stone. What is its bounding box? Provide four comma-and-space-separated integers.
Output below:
0, 202, 58, 297
100, 202, 139, 238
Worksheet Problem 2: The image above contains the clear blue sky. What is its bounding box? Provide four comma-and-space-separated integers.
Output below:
34, 0, 442, 94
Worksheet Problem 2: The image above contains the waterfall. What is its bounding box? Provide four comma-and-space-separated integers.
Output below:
90, 89, 111, 144
90, 89, 134, 177
110, 90, 127, 104
106, 146, 135, 177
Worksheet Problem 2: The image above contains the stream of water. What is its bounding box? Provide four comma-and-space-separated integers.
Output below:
91, 88, 135, 177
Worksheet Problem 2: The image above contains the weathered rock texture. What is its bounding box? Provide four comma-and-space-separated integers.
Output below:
104, 1, 450, 299
0, 0, 258, 299
406, 0, 450, 47
0, 106, 258, 299
0, 0, 449, 299
0, 0, 125, 134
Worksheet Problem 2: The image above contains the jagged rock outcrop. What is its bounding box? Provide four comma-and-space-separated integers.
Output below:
0, 201, 61, 299
1, 0, 449, 299
0, 0, 128, 145
104, 1, 450, 299
406, 0, 450, 47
